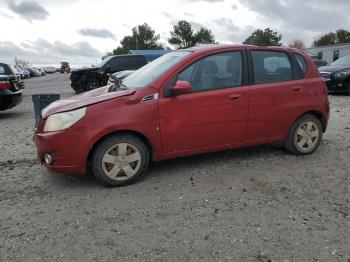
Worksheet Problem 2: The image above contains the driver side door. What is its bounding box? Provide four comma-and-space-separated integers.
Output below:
158, 51, 249, 153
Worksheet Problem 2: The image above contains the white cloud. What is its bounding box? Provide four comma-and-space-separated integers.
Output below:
0, 0, 348, 65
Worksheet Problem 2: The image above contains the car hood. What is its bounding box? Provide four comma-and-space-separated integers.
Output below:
318, 65, 350, 73
41, 85, 135, 118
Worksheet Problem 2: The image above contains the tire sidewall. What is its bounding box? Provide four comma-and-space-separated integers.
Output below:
87, 78, 99, 91
91, 134, 149, 187
286, 115, 323, 155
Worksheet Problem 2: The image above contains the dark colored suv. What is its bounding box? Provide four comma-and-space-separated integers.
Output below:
70, 54, 147, 94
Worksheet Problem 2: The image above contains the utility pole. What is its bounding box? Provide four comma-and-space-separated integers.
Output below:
135, 25, 139, 50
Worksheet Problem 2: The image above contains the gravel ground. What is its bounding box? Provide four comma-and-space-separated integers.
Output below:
0, 74, 349, 262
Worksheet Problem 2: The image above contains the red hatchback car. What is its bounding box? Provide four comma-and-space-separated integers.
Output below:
34, 45, 329, 186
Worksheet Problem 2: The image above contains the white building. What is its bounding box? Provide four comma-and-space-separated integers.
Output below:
305, 43, 350, 64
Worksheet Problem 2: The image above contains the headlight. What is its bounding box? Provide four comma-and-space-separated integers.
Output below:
334, 70, 350, 79
44, 107, 86, 132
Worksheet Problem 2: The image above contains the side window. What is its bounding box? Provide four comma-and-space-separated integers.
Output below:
126, 56, 145, 69
295, 53, 307, 76
178, 51, 242, 92
251, 51, 293, 84
109, 57, 125, 70
317, 52, 323, 60
0, 65, 5, 74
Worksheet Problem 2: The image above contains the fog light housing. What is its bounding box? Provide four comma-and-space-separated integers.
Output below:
44, 153, 53, 165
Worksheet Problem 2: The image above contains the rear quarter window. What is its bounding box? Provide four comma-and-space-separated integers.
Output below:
294, 53, 308, 76
0, 65, 5, 74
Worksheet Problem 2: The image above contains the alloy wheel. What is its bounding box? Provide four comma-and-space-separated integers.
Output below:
294, 121, 320, 153
101, 143, 142, 181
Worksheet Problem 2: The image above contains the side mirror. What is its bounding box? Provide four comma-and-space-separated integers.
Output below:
171, 80, 192, 96
104, 65, 111, 73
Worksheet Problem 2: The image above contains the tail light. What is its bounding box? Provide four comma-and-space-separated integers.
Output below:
0, 81, 11, 90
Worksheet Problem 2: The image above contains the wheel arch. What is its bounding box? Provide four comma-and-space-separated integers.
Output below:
294, 110, 327, 132
87, 129, 154, 168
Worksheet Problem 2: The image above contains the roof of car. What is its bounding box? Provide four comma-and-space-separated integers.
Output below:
184, 44, 298, 53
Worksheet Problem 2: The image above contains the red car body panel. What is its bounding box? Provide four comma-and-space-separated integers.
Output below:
33, 45, 329, 175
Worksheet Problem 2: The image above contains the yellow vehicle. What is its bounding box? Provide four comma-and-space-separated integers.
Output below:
60, 62, 70, 73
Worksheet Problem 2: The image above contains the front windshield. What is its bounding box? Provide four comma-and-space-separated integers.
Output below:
97, 56, 113, 68
122, 51, 191, 89
332, 55, 350, 66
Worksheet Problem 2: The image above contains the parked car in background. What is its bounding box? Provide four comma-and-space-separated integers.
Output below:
70, 54, 147, 94
0, 63, 24, 89
45, 67, 57, 74
60, 62, 70, 74
37, 68, 46, 76
319, 54, 350, 94
34, 45, 329, 187
25, 67, 35, 77
0, 74, 23, 111
14, 66, 25, 79
22, 68, 31, 78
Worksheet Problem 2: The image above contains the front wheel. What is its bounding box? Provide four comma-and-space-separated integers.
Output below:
86, 78, 100, 91
285, 114, 323, 155
91, 134, 150, 187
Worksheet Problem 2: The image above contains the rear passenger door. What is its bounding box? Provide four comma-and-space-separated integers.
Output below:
247, 49, 307, 141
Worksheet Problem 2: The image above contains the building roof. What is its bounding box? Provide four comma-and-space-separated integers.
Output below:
305, 42, 350, 50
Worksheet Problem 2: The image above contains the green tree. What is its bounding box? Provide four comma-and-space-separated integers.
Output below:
169, 20, 216, 49
335, 29, 350, 43
313, 29, 350, 47
113, 23, 163, 55
313, 32, 336, 47
195, 27, 216, 45
243, 28, 283, 46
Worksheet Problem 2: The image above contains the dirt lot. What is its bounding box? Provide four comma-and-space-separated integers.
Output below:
0, 73, 349, 261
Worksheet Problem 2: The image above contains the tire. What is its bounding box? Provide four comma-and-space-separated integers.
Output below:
86, 78, 100, 91
285, 114, 323, 155
346, 80, 350, 95
74, 88, 83, 95
91, 134, 150, 187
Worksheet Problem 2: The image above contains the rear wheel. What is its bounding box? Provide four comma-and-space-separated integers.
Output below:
285, 114, 322, 155
346, 81, 350, 95
91, 134, 149, 187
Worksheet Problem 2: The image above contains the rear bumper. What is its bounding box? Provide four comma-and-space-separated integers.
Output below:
0, 90, 22, 111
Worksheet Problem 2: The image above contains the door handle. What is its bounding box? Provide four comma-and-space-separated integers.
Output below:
292, 86, 303, 92
229, 94, 241, 100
